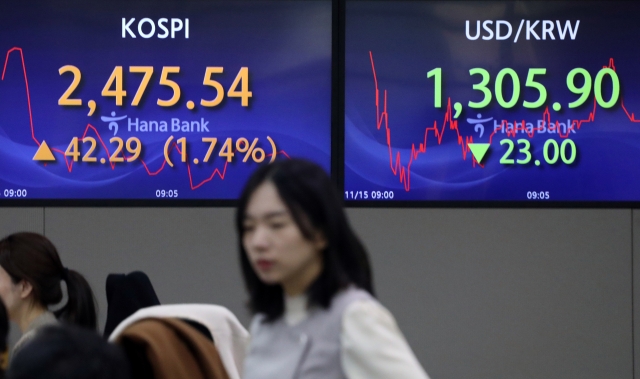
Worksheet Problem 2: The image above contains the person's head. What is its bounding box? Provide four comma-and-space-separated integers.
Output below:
0, 232, 96, 330
103, 271, 160, 338
6, 325, 131, 379
236, 159, 373, 321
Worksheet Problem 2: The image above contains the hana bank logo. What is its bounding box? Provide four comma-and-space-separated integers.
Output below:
101, 112, 127, 136
466, 113, 493, 138
466, 113, 577, 137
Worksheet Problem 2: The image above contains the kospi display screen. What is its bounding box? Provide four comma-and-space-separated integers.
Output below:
344, 1, 640, 203
0, 1, 331, 201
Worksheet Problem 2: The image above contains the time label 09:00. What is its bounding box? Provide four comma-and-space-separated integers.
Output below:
3, 189, 27, 198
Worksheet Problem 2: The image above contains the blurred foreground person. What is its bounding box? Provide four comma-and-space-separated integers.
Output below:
0, 232, 97, 357
238, 159, 430, 379
6, 324, 130, 379
0, 299, 9, 377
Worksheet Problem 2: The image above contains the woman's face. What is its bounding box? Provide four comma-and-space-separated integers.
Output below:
0, 266, 23, 320
242, 181, 326, 296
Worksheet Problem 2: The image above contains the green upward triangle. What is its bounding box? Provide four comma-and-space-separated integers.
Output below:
468, 143, 490, 163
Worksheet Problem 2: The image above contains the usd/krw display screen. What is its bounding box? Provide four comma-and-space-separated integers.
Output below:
344, 1, 640, 202
0, 0, 331, 201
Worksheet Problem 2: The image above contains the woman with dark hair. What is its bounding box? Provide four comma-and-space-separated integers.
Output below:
238, 159, 429, 379
0, 232, 96, 357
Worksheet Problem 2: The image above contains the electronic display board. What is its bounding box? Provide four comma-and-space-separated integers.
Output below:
0, 0, 332, 201
344, 1, 640, 203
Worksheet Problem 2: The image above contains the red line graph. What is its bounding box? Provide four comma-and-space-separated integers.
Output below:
2, 47, 288, 191
369, 52, 640, 192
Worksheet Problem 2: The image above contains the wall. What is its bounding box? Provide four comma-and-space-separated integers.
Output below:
0, 207, 635, 379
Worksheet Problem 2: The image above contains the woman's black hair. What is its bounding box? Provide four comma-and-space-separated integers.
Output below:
0, 232, 97, 330
236, 158, 374, 321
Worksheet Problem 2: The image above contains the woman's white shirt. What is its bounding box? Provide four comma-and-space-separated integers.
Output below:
282, 294, 430, 379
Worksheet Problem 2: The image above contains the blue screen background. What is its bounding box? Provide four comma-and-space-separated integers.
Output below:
0, 1, 332, 200
345, 1, 640, 202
